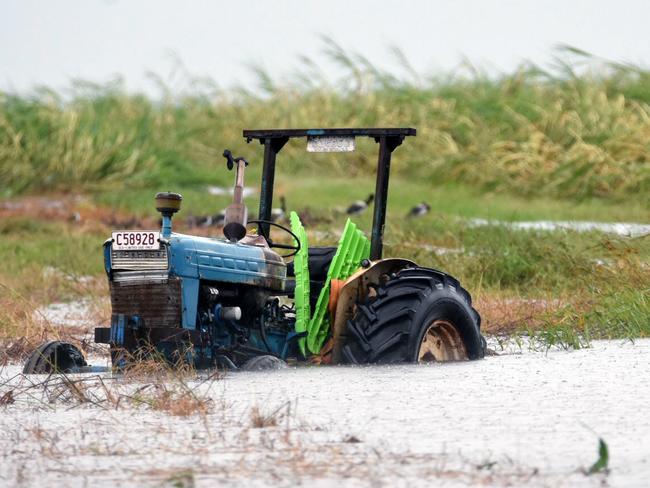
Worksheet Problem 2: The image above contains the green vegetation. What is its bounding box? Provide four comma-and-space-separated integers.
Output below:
1, 44, 649, 205
586, 438, 610, 475
0, 217, 104, 307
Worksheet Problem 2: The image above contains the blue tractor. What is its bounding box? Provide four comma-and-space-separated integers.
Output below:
24, 128, 485, 373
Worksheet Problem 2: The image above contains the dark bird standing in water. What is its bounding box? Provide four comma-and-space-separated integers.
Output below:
346, 194, 374, 215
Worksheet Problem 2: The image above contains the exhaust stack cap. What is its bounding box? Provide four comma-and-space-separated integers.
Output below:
155, 192, 182, 216
221, 149, 249, 242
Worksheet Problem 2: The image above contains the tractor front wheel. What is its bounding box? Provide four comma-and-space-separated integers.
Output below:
342, 267, 485, 364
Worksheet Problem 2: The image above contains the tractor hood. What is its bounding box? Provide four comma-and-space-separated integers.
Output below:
168, 233, 286, 290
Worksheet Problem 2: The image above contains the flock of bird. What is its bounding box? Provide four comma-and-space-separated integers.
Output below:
186, 193, 430, 229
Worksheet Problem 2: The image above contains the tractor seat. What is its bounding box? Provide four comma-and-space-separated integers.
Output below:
285, 247, 337, 308
286, 246, 337, 280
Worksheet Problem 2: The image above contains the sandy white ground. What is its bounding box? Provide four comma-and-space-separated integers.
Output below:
1, 339, 649, 487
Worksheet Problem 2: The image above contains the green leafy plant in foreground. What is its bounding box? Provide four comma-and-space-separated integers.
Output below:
586, 438, 609, 475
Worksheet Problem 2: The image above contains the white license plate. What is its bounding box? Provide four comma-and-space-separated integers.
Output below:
112, 231, 160, 250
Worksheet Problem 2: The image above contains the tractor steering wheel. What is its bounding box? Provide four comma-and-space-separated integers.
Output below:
247, 219, 301, 258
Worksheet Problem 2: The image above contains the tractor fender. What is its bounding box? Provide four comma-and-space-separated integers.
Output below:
330, 258, 415, 364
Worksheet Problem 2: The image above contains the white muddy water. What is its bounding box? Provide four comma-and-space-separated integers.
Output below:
35, 300, 94, 328
469, 218, 650, 237
1, 339, 649, 487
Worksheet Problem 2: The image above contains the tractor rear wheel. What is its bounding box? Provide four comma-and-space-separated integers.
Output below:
342, 267, 484, 364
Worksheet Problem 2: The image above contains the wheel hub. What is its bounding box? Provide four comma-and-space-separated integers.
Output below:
418, 320, 468, 362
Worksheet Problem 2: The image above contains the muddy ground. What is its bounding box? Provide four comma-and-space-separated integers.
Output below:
1, 339, 649, 487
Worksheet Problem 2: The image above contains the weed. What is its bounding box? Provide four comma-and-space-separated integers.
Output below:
585, 438, 610, 475
250, 402, 290, 428
164, 469, 195, 488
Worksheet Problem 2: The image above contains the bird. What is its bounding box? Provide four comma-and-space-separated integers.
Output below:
346, 194, 374, 215
296, 207, 332, 227
212, 211, 226, 227
271, 196, 287, 222
196, 215, 213, 227
186, 211, 225, 228
407, 202, 431, 218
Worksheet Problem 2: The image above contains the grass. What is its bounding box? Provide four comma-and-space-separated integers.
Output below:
2, 365, 215, 417
1, 45, 649, 205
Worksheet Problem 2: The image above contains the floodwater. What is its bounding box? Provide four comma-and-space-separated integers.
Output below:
469, 218, 650, 237
36, 300, 93, 328
1, 339, 649, 487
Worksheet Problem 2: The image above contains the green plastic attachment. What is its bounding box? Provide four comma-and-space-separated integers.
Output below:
306, 219, 371, 354
289, 211, 310, 356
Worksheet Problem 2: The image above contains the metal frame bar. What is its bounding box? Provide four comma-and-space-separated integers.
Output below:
258, 137, 288, 237
245, 128, 415, 140
244, 128, 415, 259
370, 135, 404, 259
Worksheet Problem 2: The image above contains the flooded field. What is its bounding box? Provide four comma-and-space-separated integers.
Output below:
1, 339, 649, 487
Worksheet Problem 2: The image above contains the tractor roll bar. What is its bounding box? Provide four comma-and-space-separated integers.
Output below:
243, 128, 416, 260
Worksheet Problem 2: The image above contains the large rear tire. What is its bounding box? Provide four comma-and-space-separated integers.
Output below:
342, 267, 484, 364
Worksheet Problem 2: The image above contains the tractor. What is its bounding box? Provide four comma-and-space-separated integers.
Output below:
24, 128, 485, 373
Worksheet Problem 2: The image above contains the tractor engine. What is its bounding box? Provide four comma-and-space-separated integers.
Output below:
196, 281, 297, 363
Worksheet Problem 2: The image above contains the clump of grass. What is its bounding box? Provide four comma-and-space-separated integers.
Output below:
145, 384, 212, 417
250, 402, 291, 428
585, 438, 610, 476
164, 469, 195, 488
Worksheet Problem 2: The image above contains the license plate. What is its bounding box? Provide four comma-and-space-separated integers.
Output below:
112, 231, 160, 250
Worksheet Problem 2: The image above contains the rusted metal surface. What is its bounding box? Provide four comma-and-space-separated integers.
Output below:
109, 277, 182, 327
330, 258, 415, 363
418, 320, 468, 362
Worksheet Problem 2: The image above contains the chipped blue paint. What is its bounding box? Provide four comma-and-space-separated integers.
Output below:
168, 234, 285, 287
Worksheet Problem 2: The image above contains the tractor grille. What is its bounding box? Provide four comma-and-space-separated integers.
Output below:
111, 247, 169, 271
110, 277, 182, 327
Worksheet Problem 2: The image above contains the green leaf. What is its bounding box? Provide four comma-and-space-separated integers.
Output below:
587, 438, 609, 475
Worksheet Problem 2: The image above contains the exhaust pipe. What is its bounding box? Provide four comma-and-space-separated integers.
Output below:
222, 150, 249, 242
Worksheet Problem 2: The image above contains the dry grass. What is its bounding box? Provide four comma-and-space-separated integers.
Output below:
0, 367, 216, 417
249, 401, 298, 430
0, 288, 62, 364
146, 385, 212, 417
0, 279, 110, 364
476, 294, 571, 334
